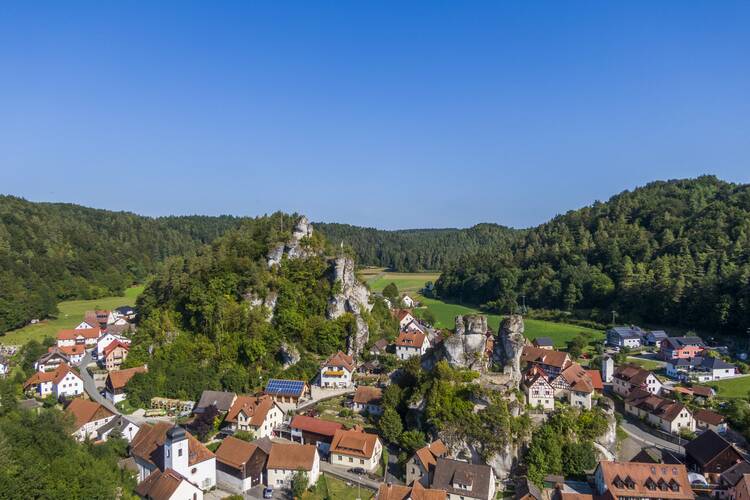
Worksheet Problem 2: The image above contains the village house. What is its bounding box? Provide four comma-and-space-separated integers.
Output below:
369, 338, 390, 356
65, 398, 116, 441
430, 457, 496, 500
532, 337, 555, 350
101, 340, 129, 371
645, 330, 669, 346
194, 390, 237, 415
104, 365, 147, 404
23, 364, 84, 399
587, 369, 604, 392
395, 309, 416, 330
516, 478, 543, 500
75, 319, 99, 330
717, 461, 750, 499
225, 394, 284, 438
266, 442, 320, 489
624, 388, 695, 434
401, 295, 416, 308
395, 330, 430, 360
352, 385, 384, 415
56, 327, 101, 348
630, 446, 684, 465
95, 332, 131, 359
522, 366, 555, 411
602, 356, 615, 383
264, 378, 309, 405
376, 481, 447, 500
694, 409, 729, 434
403, 319, 427, 334
54, 344, 86, 364
666, 356, 737, 382
552, 362, 595, 409
685, 430, 744, 482
290, 415, 342, 453
330, 426, 383, 472
520, 346, 571, 378
607, 326, 646, 349
612, 364, 663, 397
35, 348, 72, 372
405, 439, 449, 487
660, 336, 706, 361
130, 423, 216, 491
319, 351, 355, 388
134, 468, 203, 500
98, 415, 141, 442
215, 436, 269, 493
593, 461, 694, 500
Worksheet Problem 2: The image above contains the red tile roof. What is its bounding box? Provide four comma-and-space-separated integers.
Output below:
395, 331, 427, 348
597, 461, 692, 499
23, 364, 80, 389
52, 344, 85, 356
586, 370, 604, 390
106, 365, 147, 390
225, 394, 277, 426
215, 436, 262, 469
290, 415, 343, 437
65, 399, 114, 428
323, 351, 355, 372
414, 439, 449, 470
521, 346, 571, 369
330, 427, 380, 459
267, 442, 317, 471
353, 386, 383, 405
57, 327, 100, 340
102, 340, 129, 358
130, 422, 214, 468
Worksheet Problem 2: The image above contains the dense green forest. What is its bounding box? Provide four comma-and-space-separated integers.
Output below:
123, 213, 396, 404
435, 177, 750, 334
0, 195, 245, 333
316, 223, 518, 272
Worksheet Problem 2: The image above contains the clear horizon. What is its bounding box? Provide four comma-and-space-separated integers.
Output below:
2, 2, 748, 230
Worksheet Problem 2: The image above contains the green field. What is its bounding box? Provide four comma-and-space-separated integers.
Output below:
363, 268, 441, 294
710, 375, 750, 399
306, 474, 374, 500
1, 285, 144, 346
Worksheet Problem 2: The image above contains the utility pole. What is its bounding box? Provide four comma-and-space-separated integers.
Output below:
611, 310, 617, 326
522, 294, 526, 314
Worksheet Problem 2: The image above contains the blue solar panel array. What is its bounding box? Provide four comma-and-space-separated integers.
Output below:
265, 378, 305, 396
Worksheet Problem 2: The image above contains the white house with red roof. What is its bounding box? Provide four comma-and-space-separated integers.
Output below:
57, 327, 100, 348
395, 331, 430, 360
522, 366, 555, 411
65, 398, 116, 441
95, 332, 131, 359
320, 351, 355, 388
330, 426, 383, 472
395, 309, 416, 330
101, 340, 130, 371
135, 468, 203, 500
224, 394, 284, 438
23, 364, 84, 399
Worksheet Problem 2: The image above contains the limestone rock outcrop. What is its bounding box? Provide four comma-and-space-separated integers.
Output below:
242, 290, 278, 322
493, 314, 527, 387
441, 315, 491, 371
279, 342, 301, 369
326, 256, 372, 358
267, 216, 315, 267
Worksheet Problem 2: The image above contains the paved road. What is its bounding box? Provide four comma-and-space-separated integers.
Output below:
78, 351, 119, 414
618, 416, 684, 455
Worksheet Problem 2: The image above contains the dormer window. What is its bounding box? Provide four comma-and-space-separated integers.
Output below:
669, 479, 679, 491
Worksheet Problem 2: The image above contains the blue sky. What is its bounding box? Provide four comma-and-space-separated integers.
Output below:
1, 1, 748, 229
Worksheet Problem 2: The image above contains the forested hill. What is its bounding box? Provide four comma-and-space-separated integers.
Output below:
315, 222, 519, 272
0, 196, 246, 332
436, 176, 750, 334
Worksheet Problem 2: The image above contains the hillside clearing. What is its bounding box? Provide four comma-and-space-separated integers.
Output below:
710, 375, 750, 399
363, 269, 441, 294
1, 285, 144, 346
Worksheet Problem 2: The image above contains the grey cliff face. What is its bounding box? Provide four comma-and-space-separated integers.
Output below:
326, 256, 372, 357
267, 216, 315, 267
441, 315, 491, 371
493, 314, 527, 387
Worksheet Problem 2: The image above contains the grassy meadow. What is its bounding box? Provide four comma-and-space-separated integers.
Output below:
362, 268, 604, 347
1, 285, 144, 346
709, 375, 750, 399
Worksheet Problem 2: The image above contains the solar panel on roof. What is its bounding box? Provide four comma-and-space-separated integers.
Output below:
265, 379, 305, 396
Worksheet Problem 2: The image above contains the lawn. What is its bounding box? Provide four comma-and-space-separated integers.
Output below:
626, 357, 665, 371
306, 474, 374, 500
0, 285, 144, 346
710, 375, 750, 399
418, 295, 603, 347
365, 270, 441, 294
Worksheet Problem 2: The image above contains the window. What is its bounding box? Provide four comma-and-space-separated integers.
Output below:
178, 448, 183, 457
360, 459, 364, 464
191, 467, 197, 474
349, 457, 353, 463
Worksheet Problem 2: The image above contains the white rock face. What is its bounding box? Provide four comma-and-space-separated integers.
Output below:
442, 315, 491, 371
242, 290, 278, 322
267, 216, 315, 267
326, 256, 372, 357
279, 342, 301, 369
493, 314, 527, 387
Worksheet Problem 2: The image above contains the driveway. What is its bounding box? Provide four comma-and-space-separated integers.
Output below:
77, 351, 119, 413
320, 462, 381, 490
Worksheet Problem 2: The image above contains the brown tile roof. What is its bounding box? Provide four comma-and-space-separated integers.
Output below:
614, 364, 654, 386
521, 346, 571, 369
432, 458, 494, 500
394, 309, 413, 321
626, 388, 688, 422
735, 474, 750, 500
597, 461, 693, 499
353, 386, 383, 405
225, 394, 276, 426
694, 409, 725, 426
560, 363, 594, 394
130, 422, 214, 469
586, 370, 604, 390
102, 340, 129, 358
134, 468, 188, 500
691, 385, 715, 398
54, 344, 85, 356
290, 415, 343, 438
215, 436, 262, 469
57, 327, 101, 340
395, 331, 427, 348
414, 439, 449, 470
65, 398, 114, 428
323, 351, 355, 372
106, 365, 147, 390
23, 364, 80, 389
330, 427, 380, 459
267, 442, 317, 471
377, 481, 447, 500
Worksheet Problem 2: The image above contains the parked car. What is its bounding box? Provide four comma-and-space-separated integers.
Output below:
263, 487, 273, 498
348, 467, 366, 475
